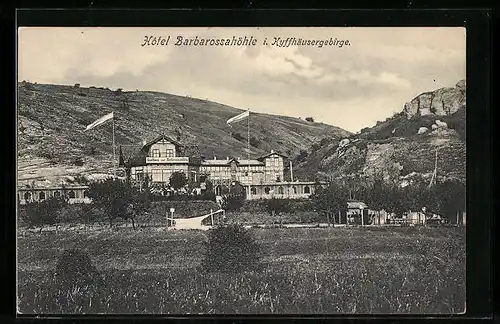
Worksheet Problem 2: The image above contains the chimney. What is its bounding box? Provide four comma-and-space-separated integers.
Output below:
214, 156, 217, 160
226, 157, 229, 160
142, 139, 147, 146
271, 149, 274, 153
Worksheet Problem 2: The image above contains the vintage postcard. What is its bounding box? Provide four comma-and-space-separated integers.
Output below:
17, 26, 466, 314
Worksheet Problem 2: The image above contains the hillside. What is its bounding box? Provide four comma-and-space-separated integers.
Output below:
292, 80, 466, 184
17, 82, 350, 186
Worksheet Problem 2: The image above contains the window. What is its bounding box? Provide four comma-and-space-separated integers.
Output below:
166, 149, 174, 157
274, 157, 279, 166
304, 186, 310, 194
292, 186, 297, 194
152, 149, 160, 157
69, 190, 76, 199
152, 169, 162, 182
39, 192, 45, 200
276, 175, 281, 182
264, 187, 270, 194
278, 186, 284, 194
83, 190, 88, 198
24, 192, 31, 200
251, 187, 257, 195
54, 191, 61, 197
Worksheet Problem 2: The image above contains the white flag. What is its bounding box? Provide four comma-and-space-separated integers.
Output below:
85, 112, 114, 131
226, 110, 249, 125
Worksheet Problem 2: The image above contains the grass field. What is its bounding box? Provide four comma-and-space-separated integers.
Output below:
17, 226, 465, 314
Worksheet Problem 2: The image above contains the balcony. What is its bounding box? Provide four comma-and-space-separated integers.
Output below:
146, 156, 190, 164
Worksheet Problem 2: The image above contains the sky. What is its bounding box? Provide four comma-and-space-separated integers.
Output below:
17, 27, 466, 132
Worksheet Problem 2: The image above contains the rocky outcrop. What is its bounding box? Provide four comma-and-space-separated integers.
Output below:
293, 80, 466, 184
339, 138, 350, 148
418, 127, 428, 135
403, 80, 466, 118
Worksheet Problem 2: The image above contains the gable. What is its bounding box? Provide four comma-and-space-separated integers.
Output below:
143, 134, 182, 149
258, 151, 288, 161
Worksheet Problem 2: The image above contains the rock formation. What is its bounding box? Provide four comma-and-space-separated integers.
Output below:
403, 80, 466, 118
418, 127, 428, 135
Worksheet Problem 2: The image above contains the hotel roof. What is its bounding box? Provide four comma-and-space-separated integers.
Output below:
200, 159, 264, 166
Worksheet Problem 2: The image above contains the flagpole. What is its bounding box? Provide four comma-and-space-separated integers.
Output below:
112, 113, 116, 177
247, 109, 250, 198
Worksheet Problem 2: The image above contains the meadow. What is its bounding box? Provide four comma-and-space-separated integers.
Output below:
17, 226, 465, 314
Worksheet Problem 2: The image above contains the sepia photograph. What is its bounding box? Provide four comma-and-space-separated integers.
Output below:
16, 26, 466, 315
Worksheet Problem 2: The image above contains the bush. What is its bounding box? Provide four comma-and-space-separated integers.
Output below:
296, 149, 309, 162
53, 249, 103, 313
170, 172, 187, 190
249, 136, 260, 148
73, 157, 84, 166
199, 190, 216, 202
55, 249, 102, 289
87, 178, 146, 228
21, 196, 68, 231
201, 224, 261, 273
231, 132, 244, 141
221, 194, 245, 212
266, 198, 290, 216
78, 204, 100, 225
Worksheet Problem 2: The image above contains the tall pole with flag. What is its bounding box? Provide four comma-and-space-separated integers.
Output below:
247, 109, 250, 197
112, 116, 116, 177
84, 111, 116, 177
226, 109, 251, 198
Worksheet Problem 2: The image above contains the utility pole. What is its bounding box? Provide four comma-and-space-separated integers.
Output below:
112, 114, 116, 177
428, 148, 439, 188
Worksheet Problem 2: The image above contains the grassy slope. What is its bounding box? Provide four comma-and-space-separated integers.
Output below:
17, 227, 465, 314
17, 82, 350, 184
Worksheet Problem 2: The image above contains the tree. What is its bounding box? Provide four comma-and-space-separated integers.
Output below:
86, 178, 146, 228
205, 179, 214, 192
266, 198, 290, 226
310, 182, 349, 226
266, 198, 290, 216
221, 194, 245, 212
429, 180, 466, 222
22, 196, 68, 233
200, 190, 216, 202
170, 172, 187, 191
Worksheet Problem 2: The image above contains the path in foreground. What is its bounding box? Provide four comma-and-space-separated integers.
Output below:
17, 226, 465, 314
